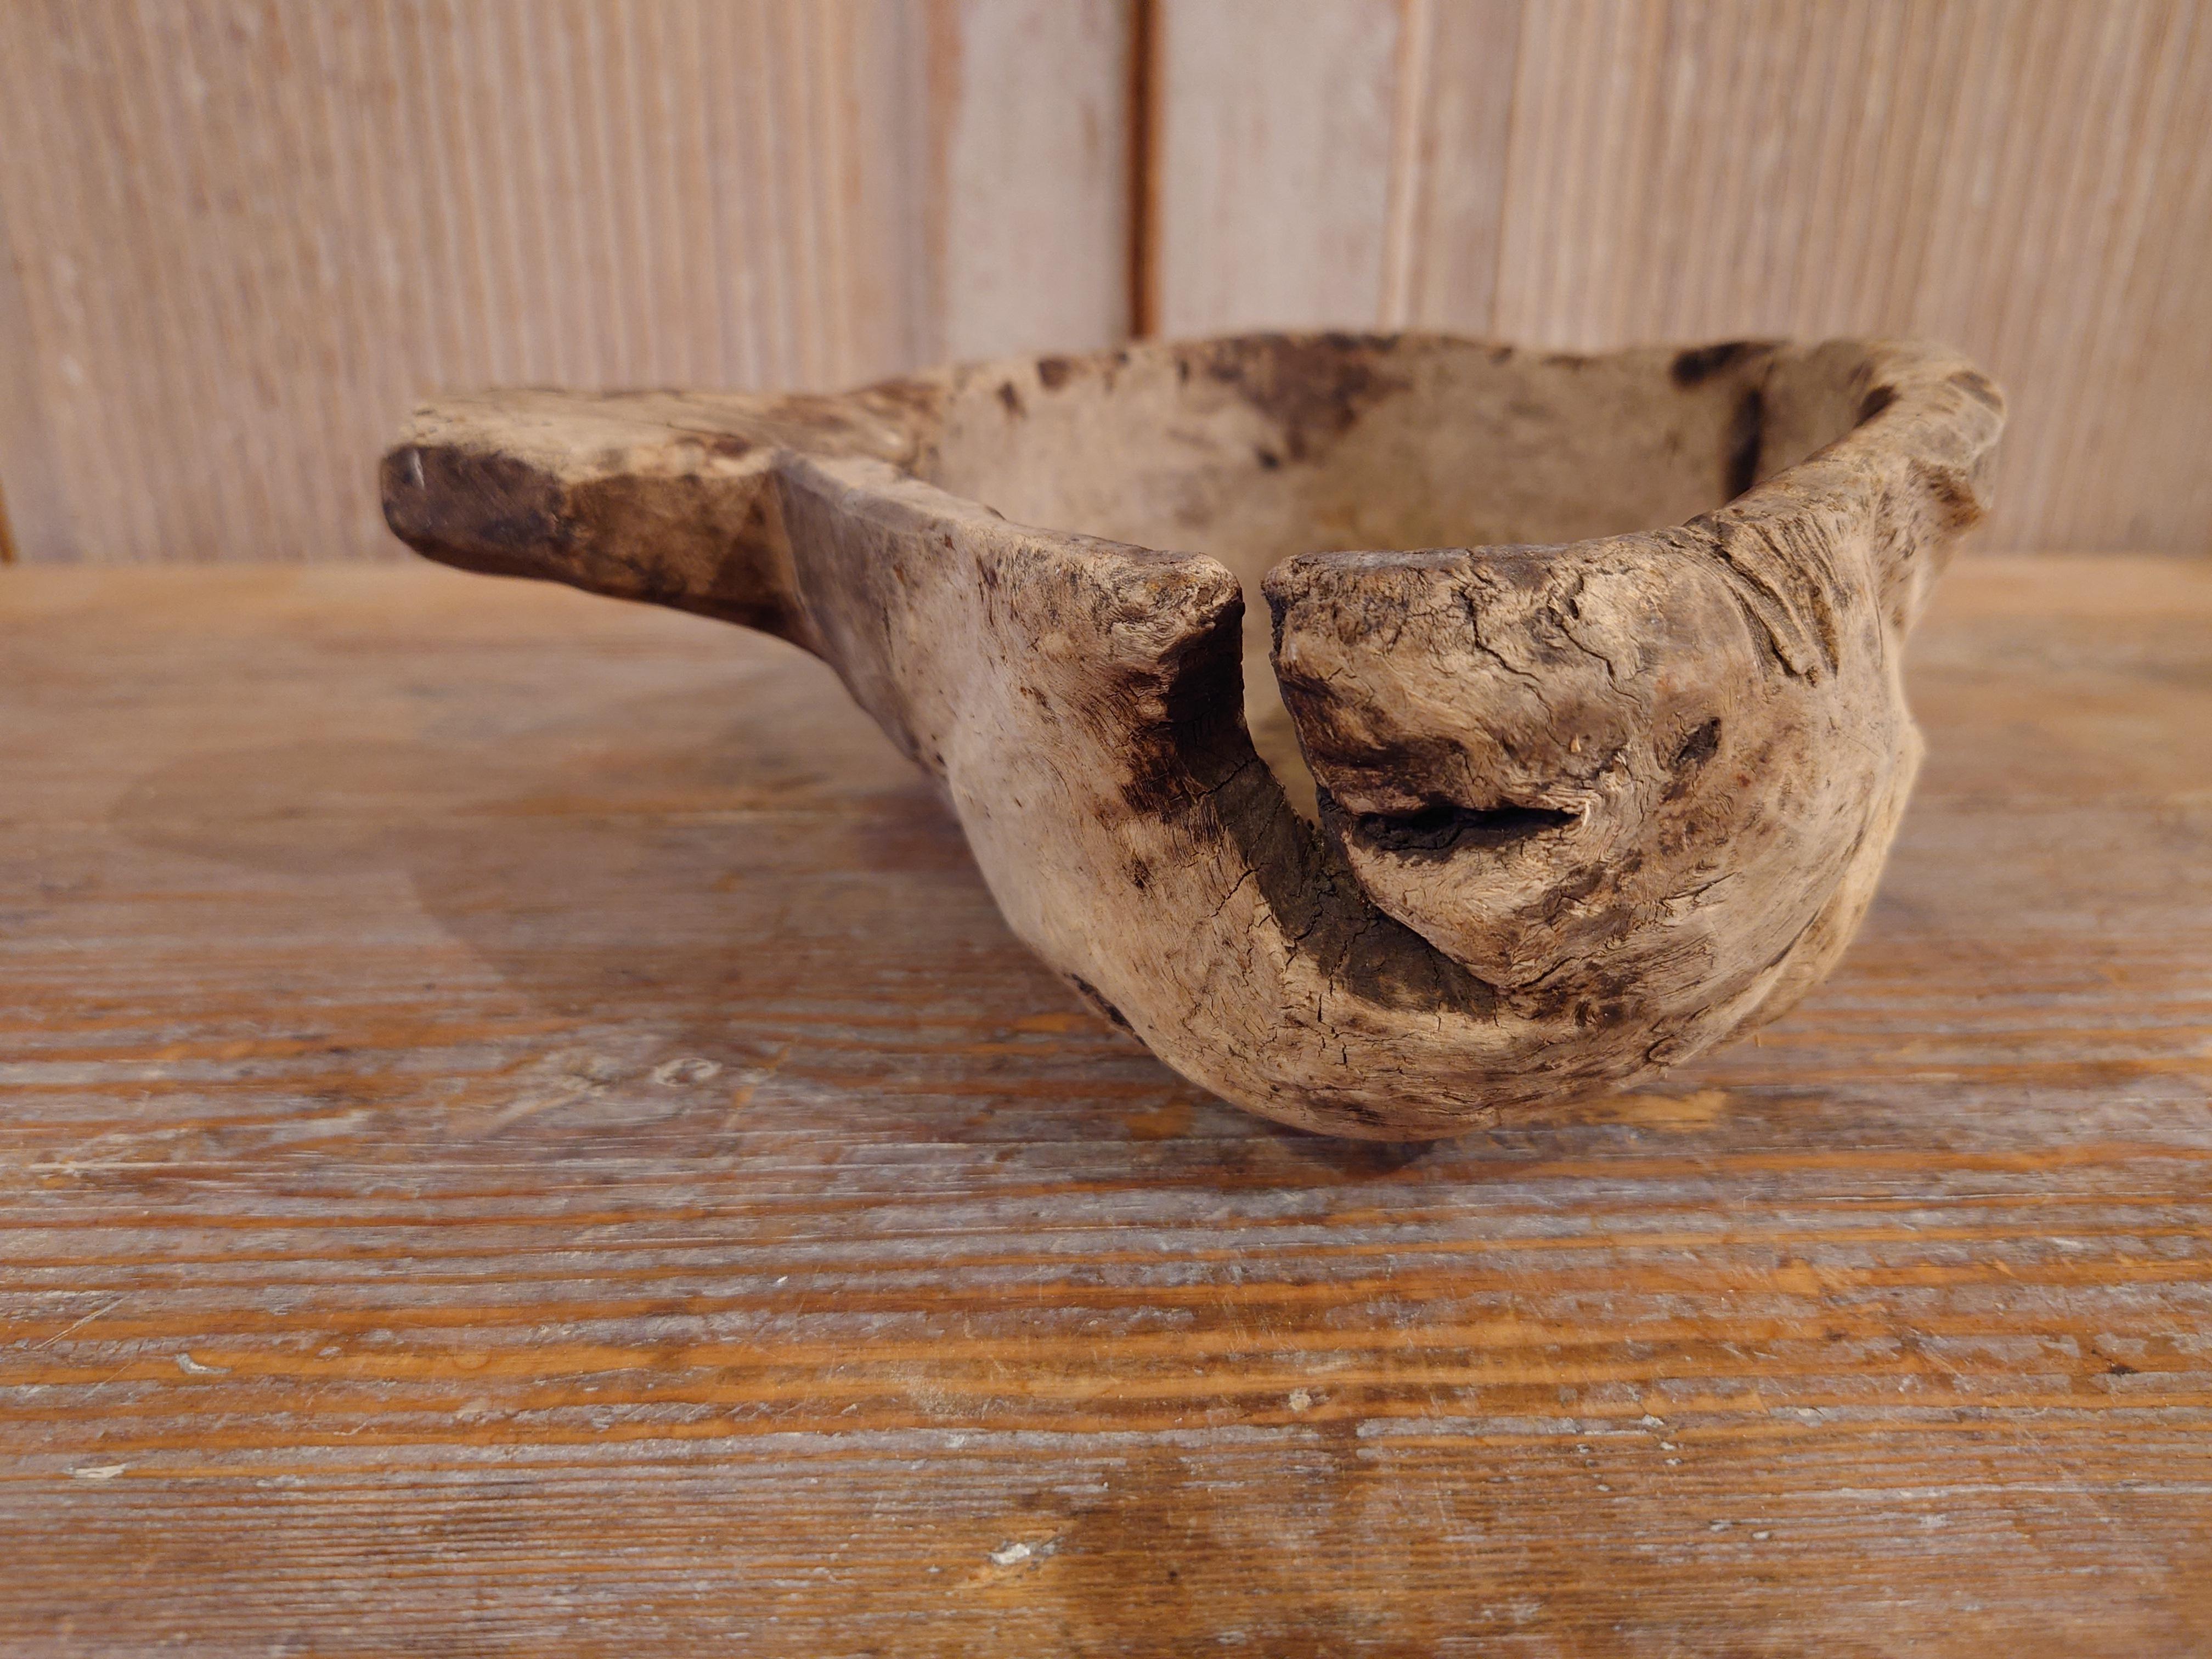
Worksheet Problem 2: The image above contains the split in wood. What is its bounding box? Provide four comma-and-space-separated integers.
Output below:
383, 332, 2004, 1138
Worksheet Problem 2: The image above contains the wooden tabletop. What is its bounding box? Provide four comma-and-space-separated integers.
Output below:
4, 555, 2210, 1656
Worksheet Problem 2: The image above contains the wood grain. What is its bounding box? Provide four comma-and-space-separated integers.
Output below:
0, 193, 71, 566
4, 554, 2210, 1653
1153, 0, 1403, 335
0, 0, 1131, 565
7, 0, 2207, 565
1154, 0, 2212, 555
378, 332, 2008, 1135
931, 0, 1133, 362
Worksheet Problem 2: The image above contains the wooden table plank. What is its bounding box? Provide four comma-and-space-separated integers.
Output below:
3, 556, 2210, 1656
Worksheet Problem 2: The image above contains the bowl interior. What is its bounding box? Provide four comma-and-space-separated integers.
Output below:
920, 334, 1867, 811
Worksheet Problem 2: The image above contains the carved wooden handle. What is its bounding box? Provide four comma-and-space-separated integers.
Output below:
383, 333, 2002, 1138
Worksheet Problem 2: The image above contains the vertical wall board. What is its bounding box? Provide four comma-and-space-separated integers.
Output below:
0, 180, 75, 562
1153, 0, 2212, 552
1488, 0, 2000, 348
0, 0, 1132, 563
4, 0, 2208, 560
1386, 0, 1522, 332
1485, 0, 2212, 551
2099, 8, 2212, 552
1152, 0, 1403, 337
934, 0, 1133, 363
1905, 0, 2212, 550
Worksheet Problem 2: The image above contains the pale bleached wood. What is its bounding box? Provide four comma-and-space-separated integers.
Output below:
1153, 0, 2212, 554
380, 330, 2002, 1136
1481, 0, 2212, 552
4, 553, 2210, 1652
0, 0, 1131, 565
1486, 0, 2212, 553
0, 178, 72, 563
932, 0, 1133, 359
1153, 0, 1403, 335
9, 0, 2203, 562
1390, 0, 1522, 331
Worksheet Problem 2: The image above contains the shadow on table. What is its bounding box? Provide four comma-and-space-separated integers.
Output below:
106, 665, 1490, 1180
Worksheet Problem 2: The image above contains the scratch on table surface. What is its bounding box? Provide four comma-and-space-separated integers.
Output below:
651, 1056, 723, 1086
986, 1538, 1056, 1567
726, 1044, 793, 1116
31, 1297, 127, 1351
947, 1531, 1067, 1592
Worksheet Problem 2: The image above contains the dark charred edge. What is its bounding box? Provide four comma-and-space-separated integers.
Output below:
1264, 582, 1292, 659
1347, 800, 1577, 860
1036, 356, 1074, 391
381, 443, 809, 640
1065, 974, 1135, 1033
1725, 386, 1765, 500
382, 446, 572, 577
1671, 340, 1766, 387
1857, 385, 1897, 424
1101, 588, 1504, 1034
1947, 368, 2004, 413
1212, 773, 1505, 1027
1179, 333, 1407, 464
1661, 718, 1723, 802
997, 380, 1025, 416
1673, 718, 1722, 771
1081, 579, 1507, 1114
1111, 584, 1255, 819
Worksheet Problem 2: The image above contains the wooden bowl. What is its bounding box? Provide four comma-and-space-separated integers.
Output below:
382, 332, 2004, 1138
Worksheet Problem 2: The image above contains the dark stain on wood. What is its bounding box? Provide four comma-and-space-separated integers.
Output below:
1673, 716, 1723, 772
1184, 333, 1404, 462
1670, 340, 1765, 387
1105, 584, 1251, 820
1348, 800, 1577, 859
1725, 385, 1765, 499
1064, 973, 1133, 1032
380, 445, 571, 576
1948, 366, 2005, 412
1909, 454, 1989, 532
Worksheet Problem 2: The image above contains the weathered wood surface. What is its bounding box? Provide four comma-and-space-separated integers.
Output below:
0, 0, 1135, 564
3, 555, 2210, 1655
381, 331, 2005, 1136
8, 1, 2212, 567
1153, 0, 2212, 555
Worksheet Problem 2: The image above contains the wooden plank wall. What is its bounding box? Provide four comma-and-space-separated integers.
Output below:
1154, 0, 2212, 554
0, 0, 1130, 563
2, 0, 2208, 562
